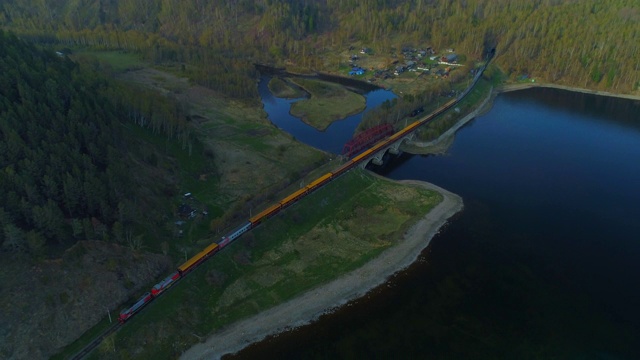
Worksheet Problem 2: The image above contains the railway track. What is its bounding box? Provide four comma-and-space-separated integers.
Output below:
70, 323, 121, 360
65, 48, 495, 360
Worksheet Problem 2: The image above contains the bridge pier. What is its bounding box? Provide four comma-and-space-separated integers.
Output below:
356, 133, 417, 168
371, 155, 384, 166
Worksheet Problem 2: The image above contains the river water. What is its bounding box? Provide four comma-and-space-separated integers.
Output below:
237, 86, 640, 358
258, 76, 396, 154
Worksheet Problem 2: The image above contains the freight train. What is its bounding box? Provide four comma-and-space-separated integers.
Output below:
117, 50, 494, 322
117, 96, 458, 323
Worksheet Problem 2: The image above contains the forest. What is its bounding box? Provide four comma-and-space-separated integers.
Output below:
1, 0, 638, 256
1, 0, 638, 97
0, 30, 193, 255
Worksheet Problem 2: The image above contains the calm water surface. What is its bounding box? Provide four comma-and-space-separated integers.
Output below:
258, 76, 396, 154
236, 88, 640, 359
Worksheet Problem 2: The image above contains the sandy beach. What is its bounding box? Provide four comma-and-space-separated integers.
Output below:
181, 181, 463, 360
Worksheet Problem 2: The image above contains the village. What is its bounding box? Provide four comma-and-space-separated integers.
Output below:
342, 45, 469, 92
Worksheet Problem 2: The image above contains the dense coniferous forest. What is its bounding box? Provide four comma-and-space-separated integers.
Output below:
1, 0, 639, 96
0, 31, 190, 255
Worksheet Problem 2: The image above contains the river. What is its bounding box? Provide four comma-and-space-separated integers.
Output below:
236, 86, 640, 358
258, 76, 397, 154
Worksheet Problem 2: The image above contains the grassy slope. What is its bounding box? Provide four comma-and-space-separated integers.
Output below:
267, 77, 305, 99
90, 169, 442, 359
74, 50, 145, 72
289, 78, 366, 131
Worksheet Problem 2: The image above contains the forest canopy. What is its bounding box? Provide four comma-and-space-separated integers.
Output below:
1, 0, 639, 94
0, 31, 190, 255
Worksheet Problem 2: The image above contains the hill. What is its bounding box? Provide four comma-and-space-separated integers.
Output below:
1, 0, 638, 95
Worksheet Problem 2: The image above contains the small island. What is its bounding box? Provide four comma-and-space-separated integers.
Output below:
288, 78, 366, 131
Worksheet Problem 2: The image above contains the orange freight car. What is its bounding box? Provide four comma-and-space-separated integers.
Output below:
249, 203, 282, 225
280, 187, 308, 208
306, 172, 333, 191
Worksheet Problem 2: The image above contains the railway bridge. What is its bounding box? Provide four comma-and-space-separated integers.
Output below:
362, 132, 415, 167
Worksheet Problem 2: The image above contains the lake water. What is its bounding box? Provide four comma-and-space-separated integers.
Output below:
258, 76, 396, 154
236, 87, 640, 359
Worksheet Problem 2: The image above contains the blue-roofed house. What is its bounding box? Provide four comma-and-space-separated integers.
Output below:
349, 67, 365, 76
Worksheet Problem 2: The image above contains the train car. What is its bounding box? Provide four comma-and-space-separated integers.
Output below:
306, 172, 333, 192
249, 203, 282, 225
178, 242, 220, 275
280, 187, 308, 208
393, 120, 421, 138
368, 139, 388, 153
219, 221, 252, 249
333, 160, 356, 177
119, 292, 152, 323
351, 147, 376, 164
151, 271, 181, 296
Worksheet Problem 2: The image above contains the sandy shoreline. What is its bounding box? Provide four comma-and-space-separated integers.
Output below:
181, 181, 463, 360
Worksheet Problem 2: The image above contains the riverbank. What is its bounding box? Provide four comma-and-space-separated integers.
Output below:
180, 180, 463, 360
499, 83, 640, 101
403, 87, 494, 155
403, 79, 640, 157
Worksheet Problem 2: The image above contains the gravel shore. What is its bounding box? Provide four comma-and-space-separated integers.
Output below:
499, 83, 640, 101
181, 180, 463, 360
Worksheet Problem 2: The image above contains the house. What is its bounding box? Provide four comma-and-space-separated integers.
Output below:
441, 54, 458, 63
349, 67, 365, 76
406, 61, 416, 69
360, 47, 372, 54
394, 65, 405, 75
179, 204, 193, 218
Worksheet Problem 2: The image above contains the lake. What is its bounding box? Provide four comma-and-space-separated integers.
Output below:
235, 87, 640, 359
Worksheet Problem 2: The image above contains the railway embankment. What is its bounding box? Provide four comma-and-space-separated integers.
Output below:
403, 87, 494, 155
181, 180, 463, 360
